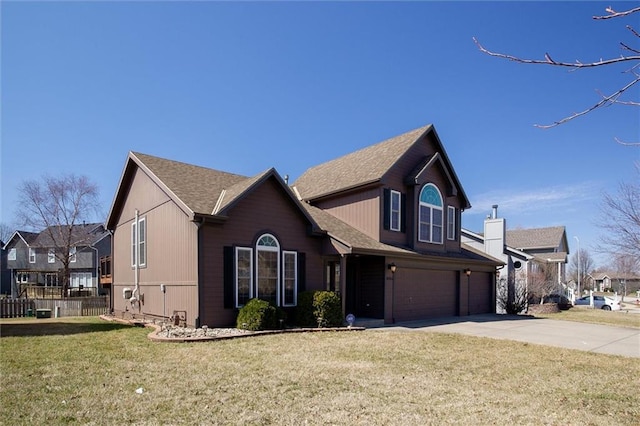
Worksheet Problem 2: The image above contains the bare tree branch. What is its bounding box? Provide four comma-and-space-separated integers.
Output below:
473, 6, 639, 142
533, 76, 640, 129
593, 6, 640, 20
472, 37, 640, 68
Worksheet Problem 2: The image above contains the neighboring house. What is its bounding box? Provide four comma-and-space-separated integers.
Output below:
0, 240, 10, 296
2, 224, 112, 298
589, 272, 640, 294
106, 124, 502, 328
461, 205, 569, 310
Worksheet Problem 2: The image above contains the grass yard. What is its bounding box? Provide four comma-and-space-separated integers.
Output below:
532, 306, 640, 329
1, 317, 639, 425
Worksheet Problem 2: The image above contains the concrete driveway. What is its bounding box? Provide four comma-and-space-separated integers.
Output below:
369, 314, 640, 358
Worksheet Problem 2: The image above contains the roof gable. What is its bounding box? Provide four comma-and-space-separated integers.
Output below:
2, 230, 39, 250
107, 152, 249, 229
293, 125, 431, 201
293, 124, 470, 208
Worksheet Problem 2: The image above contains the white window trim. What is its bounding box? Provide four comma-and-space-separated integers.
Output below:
256, 234, 280, 306
131, 217, 147, 268
138, 217, 147, 268
447, 206, 456, 241
282, 251, 298, 307
131, 221, 137, 267
29, 248, 36, 263
235, 247, 253, 308
418, 184, 444, 244
70, 246, 77, 263
48, 249, 56, 263
390, 190, 401, 232
8, 248, 16, 261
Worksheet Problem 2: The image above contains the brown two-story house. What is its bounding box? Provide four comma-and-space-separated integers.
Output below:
106, 124, 501, 327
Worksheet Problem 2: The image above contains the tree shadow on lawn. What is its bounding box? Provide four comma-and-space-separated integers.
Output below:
0, 319, 132, 337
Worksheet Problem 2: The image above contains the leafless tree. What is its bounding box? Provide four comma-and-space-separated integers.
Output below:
496, 270, 529, 314
568, 248, 596, 286
473, 5, 640, 144
597, 169, 640, 259
0, 223, 13, 244
17, 174, 101, 294
528, 265, 559, 305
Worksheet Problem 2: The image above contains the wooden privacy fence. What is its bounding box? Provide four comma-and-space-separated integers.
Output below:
0, 297, 109, 318
0, 299, 35, 318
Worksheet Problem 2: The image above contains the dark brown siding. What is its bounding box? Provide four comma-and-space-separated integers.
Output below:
198, 177, 324, 327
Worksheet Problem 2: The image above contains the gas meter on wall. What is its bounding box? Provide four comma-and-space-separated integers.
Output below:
123, 288, 132, 299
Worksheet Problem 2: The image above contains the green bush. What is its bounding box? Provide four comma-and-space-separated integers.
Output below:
313, 291, 343, 327
294, 291, 317, 327
294, 291, 343, 328
236, 299, 279, 331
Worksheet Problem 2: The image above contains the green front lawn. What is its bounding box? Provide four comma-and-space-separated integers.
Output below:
1, 317, 638, 425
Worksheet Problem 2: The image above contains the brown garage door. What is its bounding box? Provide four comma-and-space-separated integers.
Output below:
393, 269, 457, 321
469, 272, 493, 314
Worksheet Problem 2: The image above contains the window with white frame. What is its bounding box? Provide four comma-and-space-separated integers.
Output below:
390, 190, 401, 232
70, 272, 93, 288
131, 217, 147, 268
48, 248, 56, 263
17, 272, 28, 283
447, 206, 456, 240
8, 248, 16, 261
45, 273, 58, 287
236, 247, 253, 307
282, 251, 297, 307
256, 234, 279, 305
418, 183, 443, 243
29, 248, 36, 263
69, 246, 77, 263
232, 234, 299, 309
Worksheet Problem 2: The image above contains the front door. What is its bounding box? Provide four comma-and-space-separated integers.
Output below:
345, 256, 385, 319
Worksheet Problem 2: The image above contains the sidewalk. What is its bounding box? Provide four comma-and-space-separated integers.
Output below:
369, 314, 640, 358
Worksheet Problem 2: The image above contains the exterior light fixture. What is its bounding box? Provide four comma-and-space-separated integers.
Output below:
388, 263, 397, 273
465, 268, 471, 277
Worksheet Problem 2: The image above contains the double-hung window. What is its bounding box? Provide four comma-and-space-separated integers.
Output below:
69, 246, 77, 263
447, 206, 456, 240
48, 249, 56, 263
235, 247, 253, 307
8, 248, 16, 261
29, 248, 36, 263
418, 183, 443, 244
390, 190, 401, 232
131, 217, 147, 268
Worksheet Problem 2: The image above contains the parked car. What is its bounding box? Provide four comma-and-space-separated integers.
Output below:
574, 295, 621, 311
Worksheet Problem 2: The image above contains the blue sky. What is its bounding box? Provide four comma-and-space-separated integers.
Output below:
2, 1, 638, 267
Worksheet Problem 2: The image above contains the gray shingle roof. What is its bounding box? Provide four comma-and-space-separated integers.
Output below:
34, 223, 108, 247
132, 152, 248, 215
506, 226, 566, 250
293, 125, 432, 201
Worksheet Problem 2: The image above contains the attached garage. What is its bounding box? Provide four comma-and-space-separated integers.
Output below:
393, 269, 458, 321
469, 272, 494, 315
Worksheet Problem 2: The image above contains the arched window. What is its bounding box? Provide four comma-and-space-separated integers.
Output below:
256, 234, 280, 305
228, 234, 300, 308
418, 183, 443, 243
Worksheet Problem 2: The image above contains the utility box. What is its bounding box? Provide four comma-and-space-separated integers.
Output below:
36, 309, 52, 319
123, 288, 132, 299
